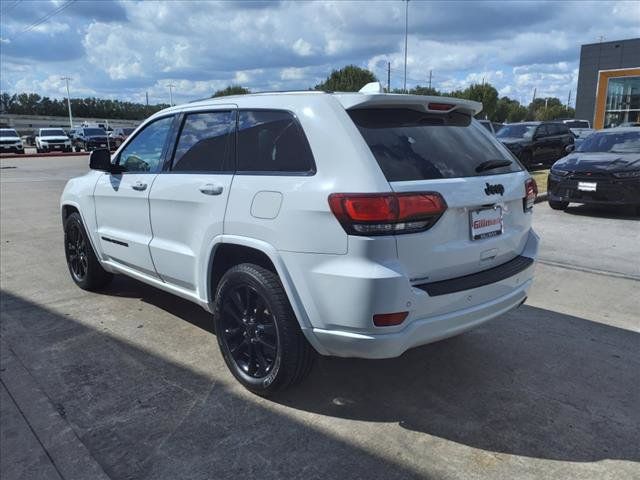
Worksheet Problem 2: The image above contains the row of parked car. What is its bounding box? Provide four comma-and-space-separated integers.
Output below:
0, 125, 136, 154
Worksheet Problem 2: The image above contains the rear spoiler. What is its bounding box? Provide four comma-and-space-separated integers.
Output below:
333, 92, 482, 117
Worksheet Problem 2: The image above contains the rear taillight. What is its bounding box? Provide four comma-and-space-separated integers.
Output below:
427, 102, 455, 111
328, 192, 447, 236
524, 178, 537, 212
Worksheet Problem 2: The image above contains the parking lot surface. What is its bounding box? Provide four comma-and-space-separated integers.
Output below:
1, 156, 639, 480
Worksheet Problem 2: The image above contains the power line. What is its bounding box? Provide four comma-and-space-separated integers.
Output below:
12, 0, 75, 40
1, 0, 21, 16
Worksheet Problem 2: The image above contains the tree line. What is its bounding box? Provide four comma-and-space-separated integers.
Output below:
0, 92, 169, 120
2, 65, 575, 124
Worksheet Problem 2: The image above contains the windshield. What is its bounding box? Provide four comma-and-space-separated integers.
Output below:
84, 128, 106, 136
565, 120, 590, 128
348, 109, 521, 181
496, 124, 537, 139
577, 130, 640, 153
123, 128, 134, 135
0, 129, 19, 137
41, 129, 66, 136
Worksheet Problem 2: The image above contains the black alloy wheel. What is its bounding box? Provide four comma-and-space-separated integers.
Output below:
214, 263, 315, 396
220, 285, 279, 379
66, 221, 88, 282
63, 212, 112, 290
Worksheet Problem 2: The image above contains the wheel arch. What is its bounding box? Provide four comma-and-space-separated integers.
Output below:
202, 236, 313, 333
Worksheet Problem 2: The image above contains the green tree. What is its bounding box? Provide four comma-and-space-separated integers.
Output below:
408, 85, 440, 96
213, 85, 250, 97
495, 96, 528, 123
314, 65, 377, 92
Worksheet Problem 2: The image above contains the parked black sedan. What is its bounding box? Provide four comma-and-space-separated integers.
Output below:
547, 128, 640, 213
496, 121, 574, 169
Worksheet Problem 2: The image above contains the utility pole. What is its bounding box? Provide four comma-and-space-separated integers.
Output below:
428, 70, 432, 90
145, 91, 149, 106
532, 87, 537, 105
387, 62, 391, 93
167, 83, 175, 106
403, 0, 409, 93
61, 76, 73, 129
567, 89, 572, 108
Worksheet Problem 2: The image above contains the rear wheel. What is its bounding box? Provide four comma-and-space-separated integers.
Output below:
549, 200, 569, 210
213, 263, 315, 396
64, 212, 112, 290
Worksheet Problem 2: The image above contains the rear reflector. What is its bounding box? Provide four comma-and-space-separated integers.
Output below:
523, 178, 538, 211
373, 311, 408, 327
328, 192, 447, 236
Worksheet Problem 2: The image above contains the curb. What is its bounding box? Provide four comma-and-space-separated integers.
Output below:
1, 151, 88, 159
0, 339, 110, 480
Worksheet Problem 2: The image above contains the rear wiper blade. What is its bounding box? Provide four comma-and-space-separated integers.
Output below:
475, 159, 512, 173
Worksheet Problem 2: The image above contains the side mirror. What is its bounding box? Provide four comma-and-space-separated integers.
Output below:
89, 148, 112, 172
565, 144, 575, 154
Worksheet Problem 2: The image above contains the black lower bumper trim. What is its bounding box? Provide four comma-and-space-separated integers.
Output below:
416, 255, 534, 296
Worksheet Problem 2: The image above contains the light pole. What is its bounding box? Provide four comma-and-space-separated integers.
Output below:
403, 0, 409, 93
61, 76, 73, 129
167, 83, 175, 106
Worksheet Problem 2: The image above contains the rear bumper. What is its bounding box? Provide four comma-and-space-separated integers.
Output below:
312, 279, 531, 358
289, 229, 539, 359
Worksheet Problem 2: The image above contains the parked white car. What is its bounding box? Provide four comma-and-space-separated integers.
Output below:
561, 119, 594, 138
0, 128, 24, 154
36, 128, 72, 153
60, 86, 539, 395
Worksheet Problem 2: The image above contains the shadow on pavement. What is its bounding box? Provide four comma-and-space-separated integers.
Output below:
76, 277, 640, 463
276, 304, 640, 463
563, 203, 640, 220
0, 290, 423, 480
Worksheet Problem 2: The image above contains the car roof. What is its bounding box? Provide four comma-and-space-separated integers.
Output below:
154, 91, 483, 118
594, 127, 640, 133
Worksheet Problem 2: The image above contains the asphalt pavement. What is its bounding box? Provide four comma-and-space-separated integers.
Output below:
1, 155, 639, 480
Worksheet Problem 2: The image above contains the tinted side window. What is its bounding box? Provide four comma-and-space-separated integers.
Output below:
118, 116, 173, 173
237, 110, 315, 174
172, 111, 235, 172
536, 125, 549, 137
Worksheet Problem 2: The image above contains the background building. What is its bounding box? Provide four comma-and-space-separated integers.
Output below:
575, 38, 640, 129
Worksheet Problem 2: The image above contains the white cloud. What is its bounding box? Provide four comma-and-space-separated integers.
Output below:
292, 38, 313, 57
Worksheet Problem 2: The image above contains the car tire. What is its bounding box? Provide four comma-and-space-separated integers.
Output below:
36, 147, 42, 154
64, 212, 113, 291
549, 200, 569, 210
214, 263, 315, 396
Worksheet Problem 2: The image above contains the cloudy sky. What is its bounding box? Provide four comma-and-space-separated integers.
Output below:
1, 0, 638, 106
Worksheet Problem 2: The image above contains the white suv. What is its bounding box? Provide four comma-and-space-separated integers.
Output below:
36, 128, 72, 153
60, 86, 539, 395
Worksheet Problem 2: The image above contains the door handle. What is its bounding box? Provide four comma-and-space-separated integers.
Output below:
132, 181, 147, 191
199, 184, 223, 196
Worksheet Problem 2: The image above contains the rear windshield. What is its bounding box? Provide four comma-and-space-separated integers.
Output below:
564, 120, 590, 128
348, 108, 521, 181
84, 128, 106, 136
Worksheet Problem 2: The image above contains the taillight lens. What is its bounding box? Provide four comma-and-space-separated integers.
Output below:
328, 192, 447, 235
523, 178, 537, 212
427, 102, 455, 111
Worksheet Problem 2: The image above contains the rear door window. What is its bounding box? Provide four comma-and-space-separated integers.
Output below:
348, 108, 522, 181
171, 111, 235, 172
237, 110, 315, 174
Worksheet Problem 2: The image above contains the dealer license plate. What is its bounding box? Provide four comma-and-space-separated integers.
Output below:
100, 143, 106, 147
470, 206, 503, 240
578, 181, 597, 192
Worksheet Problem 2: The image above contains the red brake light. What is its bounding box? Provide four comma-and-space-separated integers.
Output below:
427, 102, 455, 111
373, 311, 408, 327
328, 192, 447, 236
524, 178, 538, 211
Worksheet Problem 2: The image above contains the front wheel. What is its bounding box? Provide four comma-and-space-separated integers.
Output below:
549, 200, 569, 210
64, 212, 112, 290
213, 263, 315, 396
